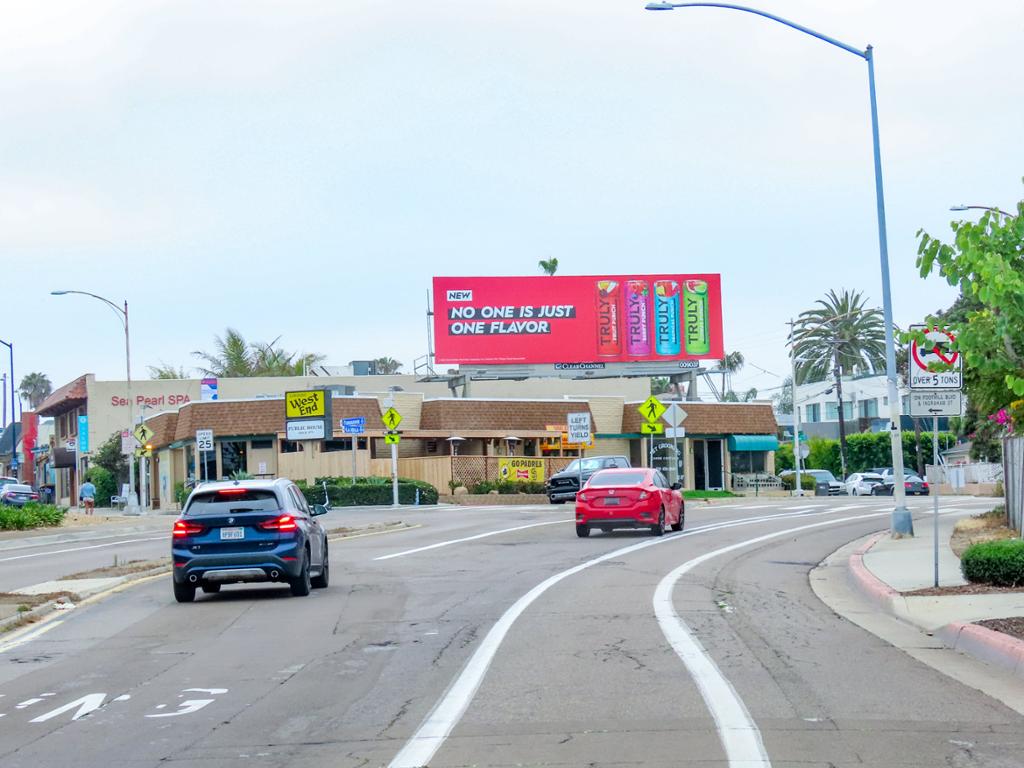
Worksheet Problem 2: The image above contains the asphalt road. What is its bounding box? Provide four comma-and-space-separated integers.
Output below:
0, 495, 1019, 767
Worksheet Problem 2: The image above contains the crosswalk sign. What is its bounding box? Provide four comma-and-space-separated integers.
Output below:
384, 432, 401, 445
638, 396, 666, 424
640, 422, 664, 435
381, 407, 403, 430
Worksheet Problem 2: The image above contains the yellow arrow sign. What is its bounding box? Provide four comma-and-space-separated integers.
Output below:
134, 447, 153, 458
384, 432, 401, 445
134, 424, 155, 444
381, 407, 403, 430
638, 396, 666, 424
640, 422, 664, 435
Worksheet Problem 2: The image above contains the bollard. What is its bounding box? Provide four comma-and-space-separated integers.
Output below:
415, 488, 420, 506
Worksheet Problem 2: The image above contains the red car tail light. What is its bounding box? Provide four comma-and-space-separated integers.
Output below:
578, 493, 587, 501
218, 488, 248, 495
639, 491, 649, 500
173, 520, 205, 538
259, 514, 298, 532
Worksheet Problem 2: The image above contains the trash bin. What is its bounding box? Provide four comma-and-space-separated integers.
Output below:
814, 481, 830, 496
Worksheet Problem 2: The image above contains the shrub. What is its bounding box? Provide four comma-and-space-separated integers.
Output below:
174, 482, 189, 507
780, 473, 818, 491
961, 540, 1024, 587
471, 480, 546, 495
84, 466, 117, 508
299, 480, 438, 507
0, 503, 67, 530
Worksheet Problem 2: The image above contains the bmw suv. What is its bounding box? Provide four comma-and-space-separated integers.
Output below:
171, 478, 329, 603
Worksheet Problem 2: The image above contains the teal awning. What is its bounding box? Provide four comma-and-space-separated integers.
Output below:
727, 434, 779, 452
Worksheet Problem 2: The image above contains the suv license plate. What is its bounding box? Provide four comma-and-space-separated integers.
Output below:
603, 497, 620, 506
220, 527, 244, 540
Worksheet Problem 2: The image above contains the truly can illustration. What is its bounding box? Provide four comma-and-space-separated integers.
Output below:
653, 280, 681, 356
625, 280, 651, 357
683, 279, 710, 355
594, 280, 622, 357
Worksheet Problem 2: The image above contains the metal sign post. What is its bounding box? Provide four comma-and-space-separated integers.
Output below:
381, 407, 402, 506
933, 414, 940, 588
342, 417, 366, 484
567, 412, 591, 493
662, 404, 688, 486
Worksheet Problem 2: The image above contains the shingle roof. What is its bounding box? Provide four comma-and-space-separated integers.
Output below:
420, 399, 592, 432
621, 401, 777, 435
146, 397, 384, 447
37, 375, 89, 417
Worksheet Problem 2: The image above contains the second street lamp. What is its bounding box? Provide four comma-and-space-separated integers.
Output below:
645, 1, 913, 535
51, 290, 139, 514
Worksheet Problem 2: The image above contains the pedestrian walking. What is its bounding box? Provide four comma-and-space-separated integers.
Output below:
79, 478, 97, 514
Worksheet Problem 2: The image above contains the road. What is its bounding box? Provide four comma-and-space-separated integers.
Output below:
0, 496, 1019, 767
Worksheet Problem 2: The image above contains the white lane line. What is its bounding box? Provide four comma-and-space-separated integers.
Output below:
385, 505, 862, 768
374, 521, 570, 561
654, 509, 890, 768
0, 620, 64, 654
0, 536, 166, 563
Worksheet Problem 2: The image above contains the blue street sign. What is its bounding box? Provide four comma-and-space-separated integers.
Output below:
341, 416, 366, 434
78, 414, 89, 453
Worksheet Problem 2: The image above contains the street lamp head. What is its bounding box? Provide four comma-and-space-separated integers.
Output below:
645, 2, 676, 10
949, 205, 968, 212
50, 290, 69, 295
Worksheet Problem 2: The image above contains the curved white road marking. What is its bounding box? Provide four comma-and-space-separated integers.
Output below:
374, 520, 570, 561
654, 510, 891, 768
386, 505, 868, 768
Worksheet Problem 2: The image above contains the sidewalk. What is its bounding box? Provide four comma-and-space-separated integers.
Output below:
849, 508, 1024, 677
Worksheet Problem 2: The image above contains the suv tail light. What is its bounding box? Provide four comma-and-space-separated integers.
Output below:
259, 514, 298, 532
173, 520, 205, 538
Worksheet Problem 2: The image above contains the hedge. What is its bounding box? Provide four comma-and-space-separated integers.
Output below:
961, 540, 1024, 587
471, 480, 546, 495
0, 503, 67, 530
780, 473, 818, 491
299, 478, 438, 507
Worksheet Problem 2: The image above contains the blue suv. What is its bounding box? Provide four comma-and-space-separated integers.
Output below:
171, 478, 329, 602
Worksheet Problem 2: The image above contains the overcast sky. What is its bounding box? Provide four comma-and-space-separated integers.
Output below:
2, 0, 1022, 403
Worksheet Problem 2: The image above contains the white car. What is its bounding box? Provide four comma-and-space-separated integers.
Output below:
844, 472, 884, 496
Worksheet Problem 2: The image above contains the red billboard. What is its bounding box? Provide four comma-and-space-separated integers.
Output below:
433, 274, 724, 365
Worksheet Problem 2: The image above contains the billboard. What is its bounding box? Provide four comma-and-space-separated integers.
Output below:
433, 275, 723, 365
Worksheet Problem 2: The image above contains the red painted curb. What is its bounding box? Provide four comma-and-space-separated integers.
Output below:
847, 531, 900, 611
940, 621, 1024, 678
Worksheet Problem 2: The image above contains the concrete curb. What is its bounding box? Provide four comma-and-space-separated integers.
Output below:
847, 531, 1024, 679
934, 622, 1024, 679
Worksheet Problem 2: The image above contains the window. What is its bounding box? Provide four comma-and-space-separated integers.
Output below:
220, 441, 248, 477
280, 440, 303, 453
859, 398, 878, 418
825, 402, 853, 421
323, 438, 353, 452
186, 489, 280, 516
250, 438, 273, 450
427, 441, 438, 454
731, 451, 766, 473
805, 404, 821, 423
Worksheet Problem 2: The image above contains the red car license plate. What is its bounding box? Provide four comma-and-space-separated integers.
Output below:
603, 497, 620, 506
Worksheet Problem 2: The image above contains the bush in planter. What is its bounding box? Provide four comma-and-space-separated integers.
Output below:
961, 540, 1024, 587
84, 466, 116, 508
299, 480, 438, 507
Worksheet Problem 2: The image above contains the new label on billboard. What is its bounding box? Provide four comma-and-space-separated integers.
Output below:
433, 275, 723, 365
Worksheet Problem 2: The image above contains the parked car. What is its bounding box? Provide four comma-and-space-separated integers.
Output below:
0, 484, 40, 507
872, 474, 930, 496
0, 477, 18, 490
778, 469, 846, 495
545, 455, 630, 504
844, 472, 884, 496
575, 468, 683, 537
171, 478, 329, 603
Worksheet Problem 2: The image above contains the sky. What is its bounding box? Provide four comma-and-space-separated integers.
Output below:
2, 0, 1022, 405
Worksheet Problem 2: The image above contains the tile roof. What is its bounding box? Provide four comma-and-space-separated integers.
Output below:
420, 399, 592, 433
37, 375, 89, 417
621, 401, 777, 435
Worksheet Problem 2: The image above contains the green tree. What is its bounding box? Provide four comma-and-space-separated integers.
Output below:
193, 328, 324, 377
717, 351, 745, 398
538, 257, 559, 276
148, 363, 189, 379
791, 290, 886, 479
93, 432, 129, 487
772, 376, 793, 415
84, 466, 116, 508
917, 200, 1024, 414
18, 372, 52, 409
373, 357, 403, 375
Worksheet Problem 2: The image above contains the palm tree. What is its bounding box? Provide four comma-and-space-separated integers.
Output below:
718, 351, 745, 398
193, 329, 323, 377
148, 363, 189, 379
374, 357, 402, 375
18, 372, 52, 409
791, 289, 886, 479
538, 257, 558, 276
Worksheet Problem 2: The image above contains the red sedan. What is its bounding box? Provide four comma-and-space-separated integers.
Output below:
575, 468, 684, 538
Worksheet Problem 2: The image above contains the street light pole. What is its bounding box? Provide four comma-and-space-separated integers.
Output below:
645, 1, 912, 534
0, 340, 13, 478
51, 291, 139, 514
950, 204, 1018, 219
788, 320, 803, 496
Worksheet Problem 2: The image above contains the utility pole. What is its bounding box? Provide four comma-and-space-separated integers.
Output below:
789, 320, 803, 496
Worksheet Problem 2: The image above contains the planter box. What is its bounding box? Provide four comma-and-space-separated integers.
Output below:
439, 493, 551, 506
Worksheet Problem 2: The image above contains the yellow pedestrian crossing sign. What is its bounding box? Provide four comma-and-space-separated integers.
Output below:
640, 422, 664, 435
384, 432, 401, 445
638, 396, 666, 424
134, 424, 155, 444
381, 407, 403, 430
